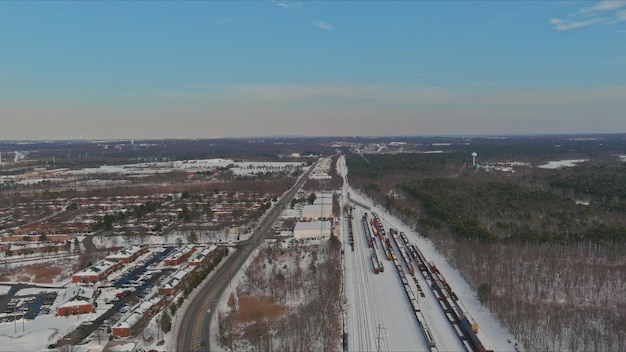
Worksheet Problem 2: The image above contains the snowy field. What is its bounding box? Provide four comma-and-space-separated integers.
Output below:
63, 158, 307, 177
538, 159, 587, 169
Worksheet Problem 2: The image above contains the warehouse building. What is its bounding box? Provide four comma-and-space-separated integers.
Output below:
301, 204, 333, 220
293, 220, 332, 240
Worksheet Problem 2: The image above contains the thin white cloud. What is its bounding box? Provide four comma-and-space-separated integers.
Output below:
579, 0, 626, 14
550, 17, 606, 31
270, 0, 303, 9
551, 0, 626, 30
312, 20, 333, 31
213, 17, 235, 26
607, 56, 626, 64
482, 86, 626, 105
218, 82, 453, 104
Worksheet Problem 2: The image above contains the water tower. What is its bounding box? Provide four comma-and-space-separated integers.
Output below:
471, 152, 477, 167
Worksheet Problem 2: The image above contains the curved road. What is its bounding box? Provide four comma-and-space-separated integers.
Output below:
177, 162, 317, 352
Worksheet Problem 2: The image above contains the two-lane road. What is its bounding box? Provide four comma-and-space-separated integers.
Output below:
177, 161, 317, 352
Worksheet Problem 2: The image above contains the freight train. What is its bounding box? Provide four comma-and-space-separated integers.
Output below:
347, 206, 354, 251
400, 233, 493, 352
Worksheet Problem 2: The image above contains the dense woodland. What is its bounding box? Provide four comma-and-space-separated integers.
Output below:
346, 135, 626, 352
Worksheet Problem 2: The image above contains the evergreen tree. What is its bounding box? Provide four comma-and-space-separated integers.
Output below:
160, 310, 172, 334
477, 282, 492, 307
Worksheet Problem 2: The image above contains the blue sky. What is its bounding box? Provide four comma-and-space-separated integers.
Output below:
1, 0, 625, 140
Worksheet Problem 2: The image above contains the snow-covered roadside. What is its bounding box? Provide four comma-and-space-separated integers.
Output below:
208, 245, 261, 352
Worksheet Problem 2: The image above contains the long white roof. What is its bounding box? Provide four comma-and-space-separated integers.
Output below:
294, 220, 332, 231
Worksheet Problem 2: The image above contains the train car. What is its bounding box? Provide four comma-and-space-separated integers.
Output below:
423, 326, 436, 347
410, 297, 420, 312
371, 256, 380, 274
450, 290, 458, 301
462, 340, 474, 352
444, 296, 457, 313
460, 318, 492, 351
454, 323, 466, 339
457, 302, 478, 333
407, 262, 415, 276
453, 306, 465, 321
429, 261, 440, 274
431, 280, 450, 299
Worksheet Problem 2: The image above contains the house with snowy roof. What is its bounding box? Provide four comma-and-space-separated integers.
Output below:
188, 245, 218, 266
163, 244, 196, 265
158, 264, 196, 295
105, 245, 148, 264
111, 294, 164, 337
72, 258, 122, 283
56, 284, 97, 316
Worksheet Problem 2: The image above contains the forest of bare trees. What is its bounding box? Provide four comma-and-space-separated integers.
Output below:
431, 236, 625, 351
217, 238, 343, 351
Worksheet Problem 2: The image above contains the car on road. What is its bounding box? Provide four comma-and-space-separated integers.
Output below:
201, 341, 206, 346
206, 308, 211, 314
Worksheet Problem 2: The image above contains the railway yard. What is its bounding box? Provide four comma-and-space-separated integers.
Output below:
339, 156, 521, 352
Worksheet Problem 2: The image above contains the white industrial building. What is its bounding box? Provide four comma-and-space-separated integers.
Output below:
293, 220, 332, 240
301, 204, 333, 220
313, 192, 334, 205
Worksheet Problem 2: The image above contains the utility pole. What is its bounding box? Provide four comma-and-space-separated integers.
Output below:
376, 323, 387, 352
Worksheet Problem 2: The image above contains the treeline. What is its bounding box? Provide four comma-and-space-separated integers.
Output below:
399, 179, 626, 244
346, 151, 626, 245
346, 152, 466, 180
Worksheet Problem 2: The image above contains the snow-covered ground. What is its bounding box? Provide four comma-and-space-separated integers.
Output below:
337, 155, 522, 352
1, 155, 522, 351
0, 285, 11, 295
538, 159, 587, 169
63, 158, 306, 177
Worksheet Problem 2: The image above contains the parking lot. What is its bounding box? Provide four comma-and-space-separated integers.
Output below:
0, 287, 57, 323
